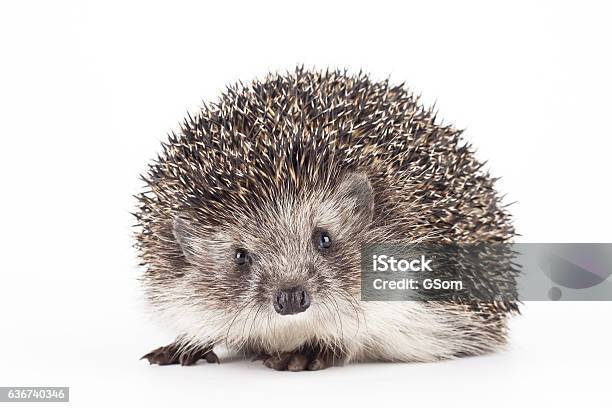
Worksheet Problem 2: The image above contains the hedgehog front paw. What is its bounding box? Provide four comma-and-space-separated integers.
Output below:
141, 342, 219, 366
255, 347, 340, 371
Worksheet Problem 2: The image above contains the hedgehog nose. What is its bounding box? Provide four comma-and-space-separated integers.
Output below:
273, 286, 310, 315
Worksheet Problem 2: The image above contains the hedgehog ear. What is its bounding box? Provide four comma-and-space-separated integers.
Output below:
173, 215, 200, 264
335, 172, 375, 224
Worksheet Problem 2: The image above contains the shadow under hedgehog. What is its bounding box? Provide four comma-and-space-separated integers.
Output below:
135, 67, 518, 371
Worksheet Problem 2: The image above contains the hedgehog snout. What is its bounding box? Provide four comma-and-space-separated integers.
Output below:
273, 286, 311, 315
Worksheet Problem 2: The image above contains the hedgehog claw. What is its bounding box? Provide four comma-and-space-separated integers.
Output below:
256, 347, 338, 371
141, 342, 218, 366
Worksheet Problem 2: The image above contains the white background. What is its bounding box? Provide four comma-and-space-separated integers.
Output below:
1, 1, 611, 407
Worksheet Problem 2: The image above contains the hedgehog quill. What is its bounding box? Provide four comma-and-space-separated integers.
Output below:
135, 67, 518, 371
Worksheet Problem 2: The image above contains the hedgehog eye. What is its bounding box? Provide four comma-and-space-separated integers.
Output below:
318, 232, 332, 250
234, 249, 249, 265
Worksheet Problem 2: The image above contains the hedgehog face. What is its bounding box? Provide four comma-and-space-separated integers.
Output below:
172, 172, 374, 324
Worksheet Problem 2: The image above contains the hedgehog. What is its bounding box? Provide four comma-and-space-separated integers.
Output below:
135, 67, 518, 371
